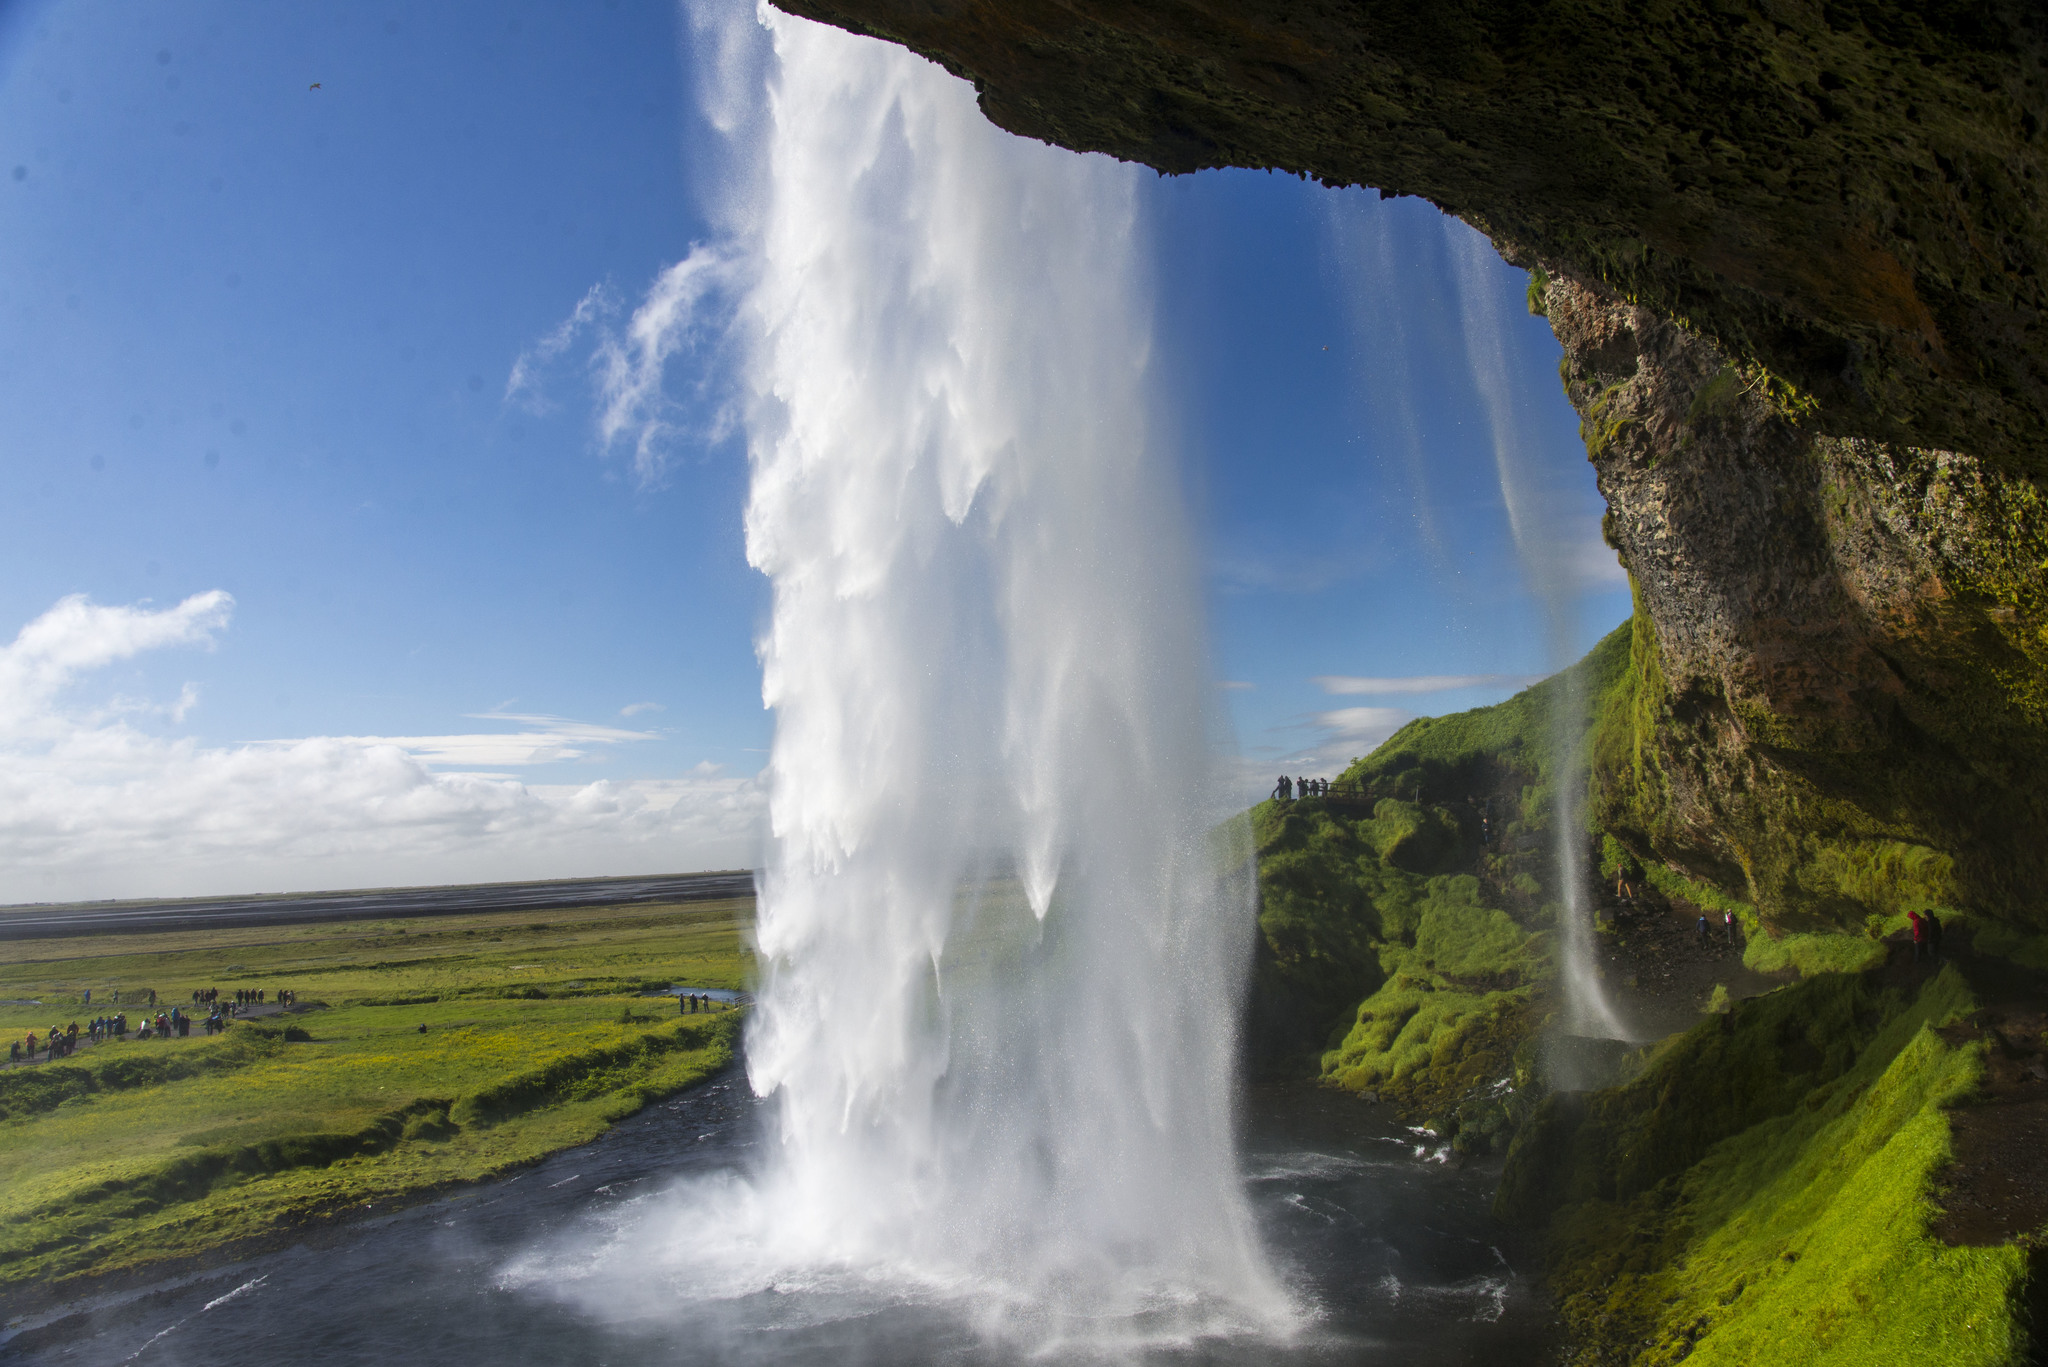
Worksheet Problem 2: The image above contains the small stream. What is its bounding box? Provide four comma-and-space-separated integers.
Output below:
3, 1078, 1555, 1365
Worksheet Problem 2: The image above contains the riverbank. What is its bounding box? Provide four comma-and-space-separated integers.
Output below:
0, 897, 751, 1309
5, 1071, 1562, 1366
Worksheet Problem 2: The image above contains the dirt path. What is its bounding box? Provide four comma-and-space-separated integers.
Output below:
1595, 884, 1787, 1039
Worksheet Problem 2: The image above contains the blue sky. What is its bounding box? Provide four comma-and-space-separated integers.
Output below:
0, 0, 1627, 900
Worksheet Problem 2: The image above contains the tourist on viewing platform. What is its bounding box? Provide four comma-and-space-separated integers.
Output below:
1274, 775, 1292, 801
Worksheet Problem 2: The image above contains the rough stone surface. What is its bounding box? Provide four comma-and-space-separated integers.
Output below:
773, 0, 2048, 473
1547, 271, 2048, 924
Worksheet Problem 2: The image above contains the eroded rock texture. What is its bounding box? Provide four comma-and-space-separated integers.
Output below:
1546, 273, 2048, 924
775, 0, 2048, 472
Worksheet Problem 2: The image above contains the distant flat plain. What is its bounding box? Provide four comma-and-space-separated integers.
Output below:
0, 870, 757, 940
0, 888, 755, 1305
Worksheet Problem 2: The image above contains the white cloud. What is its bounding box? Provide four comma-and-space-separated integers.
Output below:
1313, 705, 1413, 740
504, 284, 615, 413
290, 713, 661, 770
0, 594, 763, 903
0, 590, 231, 736
592, 245, 739, 485
1312, 672, 1545, 696
620, 701, 665, 717
506, 246, 742, 488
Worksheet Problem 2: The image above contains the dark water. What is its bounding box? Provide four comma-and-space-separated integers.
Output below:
1, 1078, 1555, 1365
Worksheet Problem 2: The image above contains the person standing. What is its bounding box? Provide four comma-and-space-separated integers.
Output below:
1696, 914, 1710, 945
1925, 910, 1944, 962
1724, 911, 1738, 945
1907, 909, 1927, 962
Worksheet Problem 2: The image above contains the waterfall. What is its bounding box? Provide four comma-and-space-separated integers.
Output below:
1444, 225, 1628, 1041
715, 9, 1288, 1344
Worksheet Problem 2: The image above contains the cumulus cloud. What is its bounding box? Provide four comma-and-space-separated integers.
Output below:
0, 594, 763, 903
620, 701, 665, 717
0, 590, 232, 735
1312, 672, 1546, 696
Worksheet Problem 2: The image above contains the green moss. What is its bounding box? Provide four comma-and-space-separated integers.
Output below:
1967, 922, 2048, 971
1796, 838, 1957, 921
1515, 968, 2026, 1365
1320, 874, 1543, 1125
1643, 861, 1759, 930
1526, 265, 1550, 317
1685, 364, 1741, 425
1743, 930, 1887, 977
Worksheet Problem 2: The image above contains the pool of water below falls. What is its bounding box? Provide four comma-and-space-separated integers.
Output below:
3, 1077, 1557, 1365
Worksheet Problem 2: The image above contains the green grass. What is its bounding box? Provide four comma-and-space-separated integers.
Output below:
1511, 968, 2030, 1365
0, 898, 752, 1292
1642, 857, 1894, 977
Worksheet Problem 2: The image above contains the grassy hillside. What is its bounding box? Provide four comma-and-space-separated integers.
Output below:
1499, 967, 2029, 1365
1248, 623, 1629, 1079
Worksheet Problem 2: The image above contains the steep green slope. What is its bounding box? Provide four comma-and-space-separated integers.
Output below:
1247, 623, 1635, 1143
1499, 967, 2029, 1366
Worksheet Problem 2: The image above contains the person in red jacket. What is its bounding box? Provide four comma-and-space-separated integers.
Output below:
1907, 909, 1927, 962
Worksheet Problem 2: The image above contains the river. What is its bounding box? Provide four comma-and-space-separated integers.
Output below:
3, 1077, 1556, 1365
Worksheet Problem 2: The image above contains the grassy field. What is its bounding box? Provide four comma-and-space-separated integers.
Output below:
0, 897, 753, 1298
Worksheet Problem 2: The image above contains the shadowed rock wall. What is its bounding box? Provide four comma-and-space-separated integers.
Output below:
774, 0, 2048, 473
1546, 272, 2048, 925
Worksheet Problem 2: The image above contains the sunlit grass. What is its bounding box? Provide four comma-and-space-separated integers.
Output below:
1535, 968, 2029, 1365
0, 898, 752, 1292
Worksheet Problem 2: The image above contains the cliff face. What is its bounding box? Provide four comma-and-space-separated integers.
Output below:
773, 0, 2048, 930
774, 0, 2048, 473
1546, 272, 2048, 927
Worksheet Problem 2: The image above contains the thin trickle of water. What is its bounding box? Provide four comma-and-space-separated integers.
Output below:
597, 6, 1294, 1349
1443, 224, 1628, 1041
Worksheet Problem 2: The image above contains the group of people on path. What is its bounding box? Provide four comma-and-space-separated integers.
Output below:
208, 988, 294, 1008
678, 992, 723, 1015
1273, 775, 1338, 801
6, 983, 294, 1067
12, 1022, 83, 1064
1694, 910, 1741, 947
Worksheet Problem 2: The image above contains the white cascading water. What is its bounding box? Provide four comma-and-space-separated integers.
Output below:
1444, 225, 1628, 1041
639, 8, 1292, 1346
